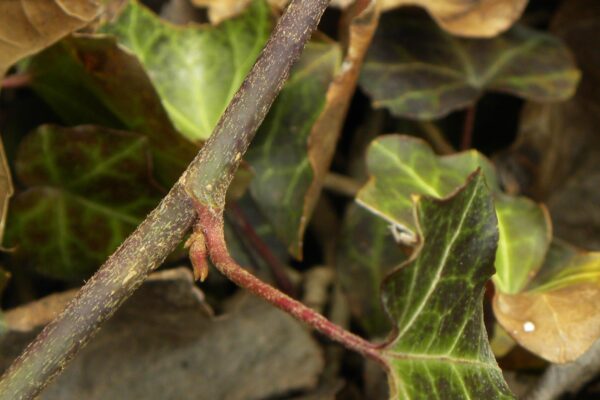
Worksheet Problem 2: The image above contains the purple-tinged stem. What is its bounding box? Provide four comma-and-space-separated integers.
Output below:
196, 205, 385, 364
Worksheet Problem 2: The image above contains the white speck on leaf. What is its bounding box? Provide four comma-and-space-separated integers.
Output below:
523, 321, 535, 333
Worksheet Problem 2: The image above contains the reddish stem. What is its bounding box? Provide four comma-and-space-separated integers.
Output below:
461, 103, 477, 150
196, 205, 385, 364
228, 202, 297, 297
1, 73, 31, 89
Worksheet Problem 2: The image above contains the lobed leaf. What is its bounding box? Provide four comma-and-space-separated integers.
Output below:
100, 0, 272, 142
360, 11, 580, 120
5, 125, 161, 280
381, 172, 513, 399
356, 135, 498, 238
356, 135, 550, 295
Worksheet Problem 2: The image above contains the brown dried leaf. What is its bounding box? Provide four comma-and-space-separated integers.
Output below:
190, 0, 352, 24
493, 240, 600, 363
0, 136, 12, 247
0, 0, 100, 77
494, 284, 600, 364
190, 0, 259, 23
193, 0, 525, 37
381, 0, 527, 37
0, 268, 324, 399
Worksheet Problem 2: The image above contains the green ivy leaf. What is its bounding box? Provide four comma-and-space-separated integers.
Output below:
100, 0, 272, 142
356, 135, 498, 237
246, 40, 341, 256
100, 0, 338, 258
381, 172, 513, 399
360, 11, 580, 119
27, 36, 197, 187
356, 135, 550, 296
336, 204, 407, 338
5, 125, 161, 280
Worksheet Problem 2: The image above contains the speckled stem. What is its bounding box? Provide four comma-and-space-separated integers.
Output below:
0, 185, 196, 399
0, 0, 331, 398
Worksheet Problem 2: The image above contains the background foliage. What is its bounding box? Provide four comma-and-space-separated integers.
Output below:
1, 0, 599, 398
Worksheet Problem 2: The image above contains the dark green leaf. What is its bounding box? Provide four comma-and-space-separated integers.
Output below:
246, 40, 341, 256
5, 125, 161, 280
27, 36, 197, 186
360, 11, 580, 120
381, 172, 513, 399
100, 0, 272, 142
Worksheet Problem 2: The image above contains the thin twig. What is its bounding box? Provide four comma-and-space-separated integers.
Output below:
0, 1, 332, 398
323, 172, 362, 197
461, 103, 477, 150
227, 202, 297, 297
196, 206, 385, 364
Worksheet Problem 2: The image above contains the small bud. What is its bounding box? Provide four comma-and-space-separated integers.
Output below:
186, 231, 209, 282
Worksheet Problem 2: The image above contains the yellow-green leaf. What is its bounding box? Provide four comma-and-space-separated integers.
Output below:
356, 135, 550, 296
100, 0, 272, 142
